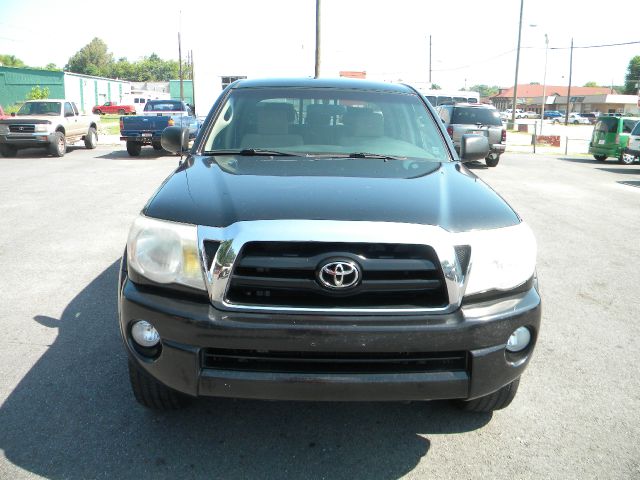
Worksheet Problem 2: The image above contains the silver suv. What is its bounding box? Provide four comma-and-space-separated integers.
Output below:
436, 103, 506, 167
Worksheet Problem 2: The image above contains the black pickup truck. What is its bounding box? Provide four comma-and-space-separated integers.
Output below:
119, 78, 541, 414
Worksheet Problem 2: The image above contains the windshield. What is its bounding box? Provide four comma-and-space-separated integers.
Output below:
451, 107, 502, 126
17, 102, 61, 116
144, 101, 184, 112
203, 87, 448, 161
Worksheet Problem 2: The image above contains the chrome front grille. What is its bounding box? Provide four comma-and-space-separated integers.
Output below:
198, 220, 469, 314
226, 242, 448, 309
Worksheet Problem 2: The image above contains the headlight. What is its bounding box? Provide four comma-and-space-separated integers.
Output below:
0, 125, 8, 134
463, 222, 536, 296
35, 124, 50, 132
127, 215, 205, 290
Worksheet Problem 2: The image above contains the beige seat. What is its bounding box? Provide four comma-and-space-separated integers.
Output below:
339, 109, 385, 148
240, 103, 303, 149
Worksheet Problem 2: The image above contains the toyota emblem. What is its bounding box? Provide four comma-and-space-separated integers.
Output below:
317, 260, 361, 290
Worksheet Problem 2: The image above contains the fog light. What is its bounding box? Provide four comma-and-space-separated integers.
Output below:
131, 320, 160, 347
506, 326, 531, 353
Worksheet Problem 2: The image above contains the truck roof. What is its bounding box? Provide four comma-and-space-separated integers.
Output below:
231, 77, 416, 94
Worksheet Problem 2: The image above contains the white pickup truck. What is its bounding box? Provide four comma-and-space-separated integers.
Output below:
0, 99, 99, 157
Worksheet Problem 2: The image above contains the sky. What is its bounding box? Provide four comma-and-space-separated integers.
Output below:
0, 0, 638, 92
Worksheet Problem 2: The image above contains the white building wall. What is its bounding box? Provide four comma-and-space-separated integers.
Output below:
63, 73, 131, 113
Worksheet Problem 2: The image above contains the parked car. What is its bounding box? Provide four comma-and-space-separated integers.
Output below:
622, 120, 640, 164
578, 112, 598, 124
92, 102, 135, 115
543, 110, 563, 122
119, 78, 540, 413
436, 103, 506, 167
120, 100, 199, 156
568, 113, 590, 125
521, 111, 539, 119
589, 116, 639, 164
0, 99, 99, 157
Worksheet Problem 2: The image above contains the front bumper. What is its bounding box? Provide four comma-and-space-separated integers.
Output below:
0, 133, 55, 148
119, 270, 541, 402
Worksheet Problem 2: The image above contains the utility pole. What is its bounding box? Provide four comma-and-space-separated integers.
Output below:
314, 0, 321, 78
429, 35, 432, 85
564, 38, 573, 126
178, 31, 184, 101
178, 10, 184, 102
190, 49, 196, 114
511, 0, 524, 128
540, 33, 549, 136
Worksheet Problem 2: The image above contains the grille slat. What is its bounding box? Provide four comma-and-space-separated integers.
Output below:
226, 242, 448, 309
202, 348, 468, 374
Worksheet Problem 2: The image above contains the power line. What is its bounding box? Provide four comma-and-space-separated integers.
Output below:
549, 40, 640, 50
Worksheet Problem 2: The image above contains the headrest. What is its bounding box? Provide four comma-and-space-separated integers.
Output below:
256, 103, 295, 134
343, 108, 384, 137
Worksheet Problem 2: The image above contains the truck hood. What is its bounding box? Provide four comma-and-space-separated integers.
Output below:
143, 155, 520, 233
0, 115, 53, 124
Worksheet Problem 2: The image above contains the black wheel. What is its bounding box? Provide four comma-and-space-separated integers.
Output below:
455, 377, 520, 412
95, 109, 103, 115
126, 140, 142, 156
118, 109, 126, 115
152, 142, 163, 151
0, 144, 18, 157
127, 359, 190, 410
49, 131, 66, 157
619, 153, 635, 165
485, 155, 500, 168
84, 127, 97, 149
573, 120, 579, 125
593, 154, 606, 161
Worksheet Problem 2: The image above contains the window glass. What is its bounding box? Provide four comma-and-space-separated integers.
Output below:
595, 117, 619, 134
17, 102, 61, 115
204, 87, 449, 162
64, 103, 74, 116
451, 107, 502, 126
622, 120, 638, 134
144, 101, 183, 112
437, 96, 453, 105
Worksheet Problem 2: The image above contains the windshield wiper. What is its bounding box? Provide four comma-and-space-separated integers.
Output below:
348, 152, 406, 161
204, 148, 300, 157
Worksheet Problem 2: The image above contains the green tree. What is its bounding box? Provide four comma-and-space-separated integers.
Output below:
529, 82, 540, 85
44, 63, 59, 71
583, 81, 599, 87
65, 38, 113, 76
0, 54, 26, 67
623, 56, 640, 94
431, 84, 442, 90
469, 84, 500, 98
26, 86, 49, 100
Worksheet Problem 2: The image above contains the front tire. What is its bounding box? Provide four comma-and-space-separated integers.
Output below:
84, 127, 97, 149
152, 142, 163, 151
619, 153, 635, 165
126, 140, 142, 157
485, 154, 500, 167
594, 154, 606, 161
455, 377, 520, 412
127, 360, 190, 410
49, 131, 66, 157
95, 109, 103, 115
0, 144, 18, 157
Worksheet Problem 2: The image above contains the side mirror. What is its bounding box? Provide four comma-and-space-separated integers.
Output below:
161, 126, 189, 154
460, 134, 490, 162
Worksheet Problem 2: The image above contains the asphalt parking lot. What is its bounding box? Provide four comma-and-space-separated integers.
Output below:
0, 146, 639, 479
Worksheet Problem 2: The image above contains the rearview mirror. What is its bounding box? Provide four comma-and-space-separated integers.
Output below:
460, 134, 490, 162
161, 126, 189, 154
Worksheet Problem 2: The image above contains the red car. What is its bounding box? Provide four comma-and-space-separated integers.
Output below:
92, 102, 135, 115
0, 105, 8, 119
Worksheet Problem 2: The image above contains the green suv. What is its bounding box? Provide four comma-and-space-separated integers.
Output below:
589, 116, 639, 164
